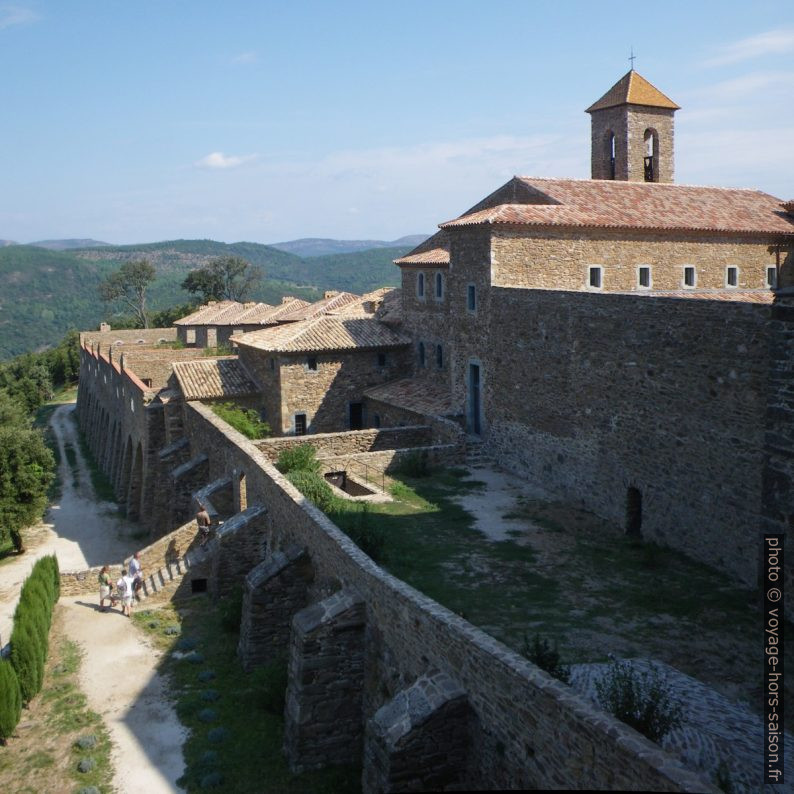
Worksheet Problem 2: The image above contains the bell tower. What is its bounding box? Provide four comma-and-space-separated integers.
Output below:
586, 70, 680, 183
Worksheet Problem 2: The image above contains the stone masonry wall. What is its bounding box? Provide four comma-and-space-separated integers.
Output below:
277, 349, 410, 436
60, 519, 200, 596
483, 287, 768, 589
80, 327, 177, 349
491, 228, 778, 293
255, 426, 433, 461
181, 401, 708, 791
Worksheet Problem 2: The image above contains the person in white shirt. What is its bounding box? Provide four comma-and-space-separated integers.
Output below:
116, 568, 136, 617
128, 552, 143, 599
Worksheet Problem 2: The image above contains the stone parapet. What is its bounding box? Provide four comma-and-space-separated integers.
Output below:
363, 670, 471, 793
237, 544, 313, 671
284, 588, 366, 772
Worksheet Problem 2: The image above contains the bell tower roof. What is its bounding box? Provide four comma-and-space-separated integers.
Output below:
586, 70, 680, 113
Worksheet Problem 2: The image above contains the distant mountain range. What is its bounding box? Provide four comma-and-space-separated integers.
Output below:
268, 235, 429, 258
0, 236, 422, 359
29, 238, 111, 250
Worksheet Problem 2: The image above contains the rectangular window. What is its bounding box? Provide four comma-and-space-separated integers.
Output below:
306, 356, 318, 371
588, 266, 602, 289
638, 266, 651, 288
768, 266, 778, 288
294, 413, 307, 436
436, 344, 443, 369
349, 402, 363, 430
726, 266, 738, 287
418, 341, 426, 368
376, 352, 387, 368
683, 266, 696, 288
269, 357, 275, 371
467, 284, 476, 312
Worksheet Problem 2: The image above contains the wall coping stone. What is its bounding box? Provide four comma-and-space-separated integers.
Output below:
246, 544, 306, 589
172, 453, 208, 479
159, 436, 190, 459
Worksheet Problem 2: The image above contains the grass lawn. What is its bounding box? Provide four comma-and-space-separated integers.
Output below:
133, 597, 360, 793
316, 466, 783, 722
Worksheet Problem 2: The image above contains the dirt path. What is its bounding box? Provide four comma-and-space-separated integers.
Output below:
0, 403, 185, 791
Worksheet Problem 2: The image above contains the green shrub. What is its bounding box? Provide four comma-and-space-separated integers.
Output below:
340, 503, 387, 563
522, 634, 570, 684
210, 402, 270, 439
594, 659, 684, 743
220, 586, 243, 634
276, 443, 321, 475
0, 659, 22, 744
286, 470, 338, 512
392, 449, 430, 477
250, 659, 288, 715
10, 618, 45, 703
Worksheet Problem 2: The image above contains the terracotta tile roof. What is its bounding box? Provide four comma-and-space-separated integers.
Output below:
174, 301, 282, 327
327, 288, 396, 318
364, 377, 453, 416
586, 70, 680, 113
621, 289, 775, 304
394, 231, 450, 267
174, 299, 316, 327
277, 291, 361, 322
172, 357, 259, 400
374, 288, 403, 327
231, 316, 410, 353
439, 177, 794, 236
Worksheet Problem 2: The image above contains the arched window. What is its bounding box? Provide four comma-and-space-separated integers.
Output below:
435, 272, 443, 299
417, 272, 425, 298
644, 129, 659, 182
605, 131, 616, 179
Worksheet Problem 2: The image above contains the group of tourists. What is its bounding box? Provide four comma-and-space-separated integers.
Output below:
98, 551, 143, 616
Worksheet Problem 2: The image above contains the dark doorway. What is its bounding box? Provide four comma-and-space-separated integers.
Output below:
626, 487, 642, 536
468, 364, 481, 435
191, 578, 208, 594
294, 413, 307, 435
349, 402, 364, 430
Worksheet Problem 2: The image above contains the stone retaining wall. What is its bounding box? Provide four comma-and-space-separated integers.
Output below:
256, 426, 433, 461
182, 401, 710, 791
59, 520, 200, 596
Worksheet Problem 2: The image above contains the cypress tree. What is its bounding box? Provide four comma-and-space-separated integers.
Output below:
10, 618, 44, 703
0, 660, 22, 744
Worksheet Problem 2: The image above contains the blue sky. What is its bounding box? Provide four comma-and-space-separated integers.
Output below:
0, 0, 792, 244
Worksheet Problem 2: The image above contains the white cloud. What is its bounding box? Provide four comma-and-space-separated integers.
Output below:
0, 5, 40, 30
195, 151, 258, 169
707, 70, 794, 101
232, 51, 258, 64
704, 28, 794, 67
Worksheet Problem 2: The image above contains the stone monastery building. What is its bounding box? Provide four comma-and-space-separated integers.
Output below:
74, 70, 794, 790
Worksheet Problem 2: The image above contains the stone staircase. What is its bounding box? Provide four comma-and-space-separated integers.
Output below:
464, 438, 495, 469
135, 541, 214, 604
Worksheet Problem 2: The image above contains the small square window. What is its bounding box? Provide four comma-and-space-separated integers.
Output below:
683, 266, 696, 288
467, 284, 476, 312
638, 266, 651, 288
588, 266, 602, 289
726, 266, 738, 287
377, 352, 387, 368
306, 356, 318, 371
768, 266, 778, 288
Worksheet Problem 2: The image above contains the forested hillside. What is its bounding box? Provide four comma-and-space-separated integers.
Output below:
0, 239, 411, 359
